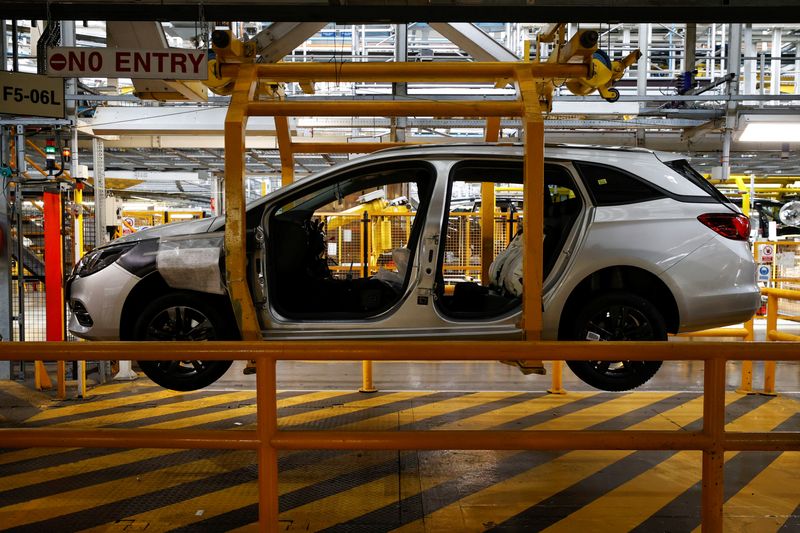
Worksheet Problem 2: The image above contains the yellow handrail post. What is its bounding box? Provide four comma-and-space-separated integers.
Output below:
74, 185, 87, 398
256, 357, 279, 533
762, 293, 779, 395
736, 319, 755, 394
737, 360, 754, 394
57, 361, 66, 399
359, 360, 377, 393
701, 357, 726, 532
548, 360, 566, 394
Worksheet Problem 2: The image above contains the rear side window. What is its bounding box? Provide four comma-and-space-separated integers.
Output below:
575, 162, 666, 206
664, 159, 732, 205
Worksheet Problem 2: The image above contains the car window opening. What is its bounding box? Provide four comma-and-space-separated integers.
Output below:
267, 164, 433, 319
435, 162, 582, 319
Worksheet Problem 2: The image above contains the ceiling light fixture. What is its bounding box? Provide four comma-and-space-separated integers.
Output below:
738, 114, 800, 142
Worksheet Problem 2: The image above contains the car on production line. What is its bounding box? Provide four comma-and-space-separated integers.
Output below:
67, 144, 760, 392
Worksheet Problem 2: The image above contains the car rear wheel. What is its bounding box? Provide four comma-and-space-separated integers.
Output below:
134, 292, 234, 391
563, 291, 665, 392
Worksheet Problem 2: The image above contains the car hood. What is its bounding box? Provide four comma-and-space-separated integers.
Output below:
110, 217, 219, 246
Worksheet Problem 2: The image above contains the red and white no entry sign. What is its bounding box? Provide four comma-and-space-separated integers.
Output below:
46, 47, 207, 80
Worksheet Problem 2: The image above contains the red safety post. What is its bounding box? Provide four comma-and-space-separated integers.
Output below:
43, 191, 65, 397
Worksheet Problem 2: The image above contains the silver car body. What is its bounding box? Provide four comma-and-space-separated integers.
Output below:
68, 144, 760, 342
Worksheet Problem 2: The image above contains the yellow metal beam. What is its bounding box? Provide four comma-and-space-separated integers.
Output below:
554, 29, 598, 64
4, 339, 800, 362
289, 142, 416, 154
220, 61, 590, 82
274, 115, 294, 187
248, 100, 522, 117
160, 80, 209, 102
481, 117, 501, 286
517, 66, 544, 341
538, 23, 565, 44
223, 63, 262, 341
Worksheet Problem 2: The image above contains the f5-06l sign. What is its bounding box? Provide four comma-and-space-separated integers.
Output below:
47, 47, 207, 79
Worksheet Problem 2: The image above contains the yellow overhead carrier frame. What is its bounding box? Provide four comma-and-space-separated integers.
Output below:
212, 24, 637, 347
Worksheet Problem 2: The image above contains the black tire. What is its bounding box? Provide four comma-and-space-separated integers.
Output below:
134, 292, 235, 392
563, 291, 665, 392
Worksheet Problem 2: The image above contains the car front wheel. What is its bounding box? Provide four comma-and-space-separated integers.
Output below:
563, 291, 665, 392
134, 292, 234, 391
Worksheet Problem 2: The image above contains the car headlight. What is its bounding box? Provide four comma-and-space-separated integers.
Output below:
74, 243, 136, 277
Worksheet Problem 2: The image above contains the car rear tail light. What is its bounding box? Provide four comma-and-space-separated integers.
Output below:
698, 213, 750, 241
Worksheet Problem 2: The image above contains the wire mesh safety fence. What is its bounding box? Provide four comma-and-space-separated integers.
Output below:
319, 211, 522, 283
443, 212, 521, 282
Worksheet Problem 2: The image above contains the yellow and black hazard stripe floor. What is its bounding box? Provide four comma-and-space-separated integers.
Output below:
0, 381, 798, 532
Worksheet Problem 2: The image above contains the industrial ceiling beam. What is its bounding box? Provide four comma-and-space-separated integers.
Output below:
5, 2, 800, 22
429, 23, 518, 62
251, 22, 329, 63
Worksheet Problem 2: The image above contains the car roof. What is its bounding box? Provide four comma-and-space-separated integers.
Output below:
248, 142, 707, 210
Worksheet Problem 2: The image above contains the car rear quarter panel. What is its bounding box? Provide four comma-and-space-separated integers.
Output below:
661, 234, 760, 331
543, 199, 728, 337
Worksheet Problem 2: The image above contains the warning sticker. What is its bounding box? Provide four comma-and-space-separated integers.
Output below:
758, 244, 774, 263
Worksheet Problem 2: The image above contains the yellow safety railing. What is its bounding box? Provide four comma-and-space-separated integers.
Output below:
675, 320, 757, 394
5, 42, 790, 533
761, 287, 800, 396
1, 340, 800, 533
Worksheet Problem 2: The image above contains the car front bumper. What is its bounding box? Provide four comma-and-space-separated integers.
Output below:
67, 262, 141, 340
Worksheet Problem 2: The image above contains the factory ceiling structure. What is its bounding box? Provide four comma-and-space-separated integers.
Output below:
5, 0, 800, 22
4, 4, 800, 202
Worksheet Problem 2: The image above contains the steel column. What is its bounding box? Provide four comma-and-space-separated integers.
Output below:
11, 20, 18, 72
43, 193, 64, 342
92, 138, 106, 247
685, 23, 696, 73
0, 126, 11, 377
636, 24, 650, 145
43, 191, 63, 394
392, 23, 408, 142
14, 125, 24, 345
722, 24, 741, 182
744, 24, 756, 97
771, 27, 782, 95
0, 20, 7, 71
210, 172, 224, 215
